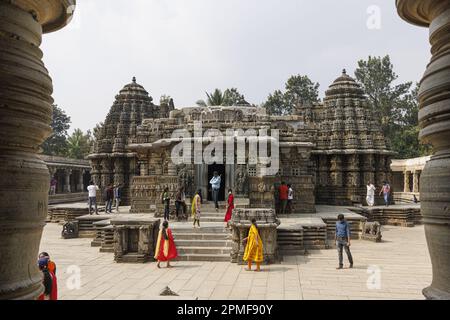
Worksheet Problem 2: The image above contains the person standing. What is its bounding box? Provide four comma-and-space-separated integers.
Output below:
366, 182, 376, 207
162, 187, 170, 221
243, 218, 263, 272
175, 186, 186, 219
114, 184, 122, 213
87, 181, 99, 215
37, 258, 57, 300
278, 181, 289, 215
50, 177, 57, 195
335, 214, 354, 269
224, 189, 234, 227
154, 221, 178, 268
104, 184, 114, 214
191, 189, 202, 228
379, 181, 391, 207
287, 184, 294, 214
209, 171, 221, 212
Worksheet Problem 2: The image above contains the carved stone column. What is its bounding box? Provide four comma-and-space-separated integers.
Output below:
64, 169, 72, 193
397, 0, 450, 299
0, 0, 75, 300
404, 170, 411, 193
413, 171, 420, 193
78, 170, 85, 192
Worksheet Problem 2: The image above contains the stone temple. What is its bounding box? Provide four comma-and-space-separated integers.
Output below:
89, 70, 394, 215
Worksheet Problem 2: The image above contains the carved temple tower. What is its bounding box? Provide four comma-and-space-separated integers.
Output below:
312, 70, 394, 205
88, 78, 167, 204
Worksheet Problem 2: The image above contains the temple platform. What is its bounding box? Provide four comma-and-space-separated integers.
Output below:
348, 204, 422, 227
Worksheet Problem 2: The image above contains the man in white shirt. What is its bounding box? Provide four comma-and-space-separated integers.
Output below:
87, 181, 99, 215
209, 171, 222, 212
287, 184, 294, 214
366, 182, 376, 207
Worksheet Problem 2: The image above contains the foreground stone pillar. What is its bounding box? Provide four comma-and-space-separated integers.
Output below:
0, 0, 75, 300
397, 0, 450, 299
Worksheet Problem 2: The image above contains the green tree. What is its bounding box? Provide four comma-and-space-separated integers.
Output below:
66, 129, 92, 159
389, 84, 432, 158
263, 75, 320, 115
354, 55, 412, 138
196, 88, 247, 107
41, 104, 71, 156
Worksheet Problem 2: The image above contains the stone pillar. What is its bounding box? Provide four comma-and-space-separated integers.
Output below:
78, 170, 85, 192
64, 169, 72, 193
0, 0, 74, 300
413, 171, 420, 193
397, 0, 450, 299
404, 170, 411, 193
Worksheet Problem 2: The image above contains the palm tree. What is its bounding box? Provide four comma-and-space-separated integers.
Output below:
196, 89, 225, 107
66, 129, 91, 159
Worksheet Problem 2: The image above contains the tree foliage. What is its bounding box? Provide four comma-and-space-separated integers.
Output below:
66, 129, 92, 160
263, 75, 320, 115
41, 104, 71, 156
197, 88, 247, 107
355, 56, 431, 158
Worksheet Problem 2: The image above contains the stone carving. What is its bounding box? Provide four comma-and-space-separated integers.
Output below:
361, 221, 382, 242
61, 221, 79, 239
111, 216, 160, 263
235, 165, 248, 195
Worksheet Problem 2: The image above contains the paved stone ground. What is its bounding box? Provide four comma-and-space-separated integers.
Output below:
40, 221, 432, 300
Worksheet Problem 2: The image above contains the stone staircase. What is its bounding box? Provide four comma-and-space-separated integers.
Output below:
172, 202, 232, 262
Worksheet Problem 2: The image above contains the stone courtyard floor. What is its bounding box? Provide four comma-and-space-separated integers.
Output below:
40, 221, 432, 300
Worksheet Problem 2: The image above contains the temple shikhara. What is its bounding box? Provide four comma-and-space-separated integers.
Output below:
88, 70, 393, 214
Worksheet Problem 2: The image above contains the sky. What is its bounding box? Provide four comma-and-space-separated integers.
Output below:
41, 0, 431, 133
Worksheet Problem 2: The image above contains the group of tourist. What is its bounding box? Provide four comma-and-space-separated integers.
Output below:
86, 181, 122, 215
278, 181, 294, 214
366, 181, 391, 207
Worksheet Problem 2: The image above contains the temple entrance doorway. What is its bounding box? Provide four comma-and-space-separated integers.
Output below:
207, 163, 226, 201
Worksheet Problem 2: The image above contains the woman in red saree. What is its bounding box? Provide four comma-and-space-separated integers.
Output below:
154, 220, 178, 268
224, 189, 234, 226
37, 258, 58, 300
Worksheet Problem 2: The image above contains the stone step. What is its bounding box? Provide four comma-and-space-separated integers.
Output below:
172, 226, 229, 234
176, 253, 230, 262
175, 239, 232, 247
177, 246, 232, 255
174, 233, 230, 240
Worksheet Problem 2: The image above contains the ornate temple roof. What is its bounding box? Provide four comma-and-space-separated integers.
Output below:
324, 69, 366, 101
89, 77, 160, 157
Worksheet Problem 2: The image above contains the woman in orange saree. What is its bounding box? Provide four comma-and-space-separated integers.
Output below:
154, 221, 178, 268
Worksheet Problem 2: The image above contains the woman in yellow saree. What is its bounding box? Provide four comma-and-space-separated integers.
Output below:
191, 189, 201, 228
243, 218, 263, 272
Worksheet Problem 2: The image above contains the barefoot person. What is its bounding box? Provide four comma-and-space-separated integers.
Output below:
191, 189, 202, 228
224, 189, 234, 227
154, 221, 178, 268
243, 218, 263, 272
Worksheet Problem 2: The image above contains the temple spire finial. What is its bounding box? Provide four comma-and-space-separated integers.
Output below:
342, 69, 347, 75
132, 76, 136, 83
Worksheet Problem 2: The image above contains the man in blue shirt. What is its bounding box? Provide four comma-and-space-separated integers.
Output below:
335, 214, 354, 269
209, 171, 221, 212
